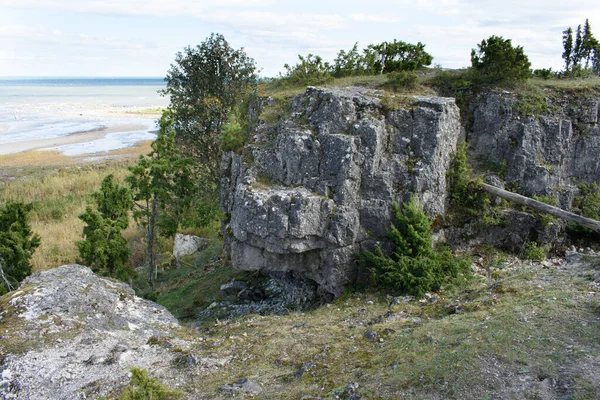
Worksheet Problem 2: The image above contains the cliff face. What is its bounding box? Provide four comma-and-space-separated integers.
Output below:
469, 91, 600, 206
221, 87, 462, 295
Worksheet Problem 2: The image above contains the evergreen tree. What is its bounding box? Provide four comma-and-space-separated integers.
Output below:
593, 45, 600, 75
582, 19, 596, 69
562, 27, 574, 72
77, 174, 134, 282
357, 199, 470, 297
127, 113, 196, 287
0, 202, 40, 294
573, 24, 583, 68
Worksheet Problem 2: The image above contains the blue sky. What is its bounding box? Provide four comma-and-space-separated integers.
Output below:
0, 0, 598, 77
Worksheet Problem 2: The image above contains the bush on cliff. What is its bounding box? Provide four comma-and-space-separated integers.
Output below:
358, 199, 471, 297
0, 202, 40, 294
471, 35, 532, 84
446, 142, 491, 220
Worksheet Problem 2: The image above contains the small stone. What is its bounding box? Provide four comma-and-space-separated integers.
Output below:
294, 362, 317, 380
364, 330, 378, 341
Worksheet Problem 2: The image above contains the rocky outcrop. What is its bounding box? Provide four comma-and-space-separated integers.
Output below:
221, 87, 462, 296
0, 265, 223, 400
173, 233, 210, 260
469, 91, 600, 206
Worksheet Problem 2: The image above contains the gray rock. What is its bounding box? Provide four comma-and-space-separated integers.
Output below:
221, 87, 462, 296
364, 330, 378, 341
294, 361, 317, 380
219, 378, 262, 396
218, 280, 248, 298
0, 265, 202, 400
173, 233, 210, 260
469, 91, 600, 202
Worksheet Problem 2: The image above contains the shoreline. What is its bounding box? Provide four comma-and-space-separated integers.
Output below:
0, 122, 153, 156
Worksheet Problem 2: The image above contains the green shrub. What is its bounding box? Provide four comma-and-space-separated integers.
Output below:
568, 182, 600, 236
280, 54, 333, 86
358, 199, 471, 297
0, 202, 40, 294
513, 87, 549, 117
533, 68, 554, 79
471, 35, 532, 84
446, 142, 491, 219
385, 71, 418, 91
119, 367, 182, 400
220, 119, 245, 152
523, 242, 546, 261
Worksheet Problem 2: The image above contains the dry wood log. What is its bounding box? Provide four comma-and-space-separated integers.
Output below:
481, 183, 600, 233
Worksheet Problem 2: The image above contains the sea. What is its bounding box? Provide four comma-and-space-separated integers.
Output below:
0, 77, 170, 156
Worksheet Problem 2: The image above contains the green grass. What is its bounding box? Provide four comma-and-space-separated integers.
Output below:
149, 239, 254, 320
529, 76, 600, 94
145, 260, 600, 399
0, 162, 136, 271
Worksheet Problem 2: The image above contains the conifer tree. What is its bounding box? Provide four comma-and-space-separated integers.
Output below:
582, 19, 595, 69
0, 202, 40, 294
127, 112, 195, 287
77, 174, 134, 282
573, 24, 583, 68
562, 27, 574, 72
357, 199, 470, 297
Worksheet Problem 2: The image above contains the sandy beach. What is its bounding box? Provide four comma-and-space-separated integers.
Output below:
0, 78, 167, 157
0, 122, 154, 155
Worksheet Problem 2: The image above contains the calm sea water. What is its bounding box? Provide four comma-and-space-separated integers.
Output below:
0, 78, 170, 155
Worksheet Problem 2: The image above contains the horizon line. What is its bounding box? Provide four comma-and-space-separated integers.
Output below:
0, 76, 166, 79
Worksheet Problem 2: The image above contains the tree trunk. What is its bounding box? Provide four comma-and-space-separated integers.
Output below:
481, 183, 600, 233
147, 195, 158, 288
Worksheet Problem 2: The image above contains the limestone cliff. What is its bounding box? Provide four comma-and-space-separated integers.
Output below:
468, 90, 600, 206
221, 87, 462, 296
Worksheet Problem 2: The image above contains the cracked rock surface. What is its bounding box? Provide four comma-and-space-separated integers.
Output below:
221, 87, 462, 296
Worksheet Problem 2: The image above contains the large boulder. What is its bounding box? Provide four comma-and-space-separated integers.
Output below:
221, 87, 463, 296
0, 265, 201, 399
173, 233, 210, 260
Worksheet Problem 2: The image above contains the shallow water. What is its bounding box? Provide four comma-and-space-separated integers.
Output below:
0, 78, 170, 155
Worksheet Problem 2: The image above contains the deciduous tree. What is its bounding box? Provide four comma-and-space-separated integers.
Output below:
471, 35, 531, 84
161, 33, 257, 184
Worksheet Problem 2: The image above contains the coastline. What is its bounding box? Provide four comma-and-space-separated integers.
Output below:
0, 122, 154, 156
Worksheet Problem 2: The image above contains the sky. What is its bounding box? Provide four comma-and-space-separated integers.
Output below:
0, 0, 599, 78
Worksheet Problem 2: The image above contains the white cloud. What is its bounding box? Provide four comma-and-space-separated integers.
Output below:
0, 0, 275, 17
349, 13, 402, 24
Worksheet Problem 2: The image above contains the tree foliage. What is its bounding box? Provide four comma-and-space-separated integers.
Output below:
127, 113, 196, 286
332, 42, 365, 77
358, 199, 470, 297
76, 174, 134, 282
471, 35, 531, 84
562, 27, 574, 72
0, 202, 40, 294
278, 39, 433, 86
161, 33, 257, 183
281, 54, 333, 86
365, 40, 433, 74
562, 19, 600, 75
